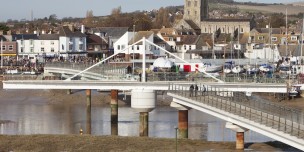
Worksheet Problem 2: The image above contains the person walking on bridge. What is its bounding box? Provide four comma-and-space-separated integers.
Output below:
189, 84, 194, 97
194, 84, 198, 97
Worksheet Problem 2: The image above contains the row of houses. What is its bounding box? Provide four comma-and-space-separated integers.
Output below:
0, 25, 303, 62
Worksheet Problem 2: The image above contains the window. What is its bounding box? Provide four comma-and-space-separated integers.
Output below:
137, 45, 139, 50
30, 47, 34, 52
41, 47, 45, 52
189, 45, 192, 50
51, 41, 54, 45
8, 45, 13, 51
30, 40, 33, 45
79, 44, 83, 50
1, 45, 6, 51
188, 10, 190, 15
121, 45, 125, 50
194, 1, 197, 6
169, 37, 173, 41
21, 40, 23, 45
41, 41, 44, 45
271, 37, 277, 41
240, 28, 244, 33
184, 45, 187, 50
21, 47, 24, 53
51, 48, 54, 52
62, 44, 64, 50
69, 44, 73, 50
291, 36, 297, 41
188, 1, 191, 6
117, 45, 120, 50
132, 46, 134, 50
258, 36, 264, 40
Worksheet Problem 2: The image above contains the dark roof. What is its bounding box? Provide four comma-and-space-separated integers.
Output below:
184, 20, 201, 30
12, 34, 38, 40
255, 28, 282, 34
59, 26, 86, 37
182, 35, 199, 44
0, 35, 7, 41
203, 18, 251, 22
87, 34, 105, 45
91, 27, 128, 38
197, 33, 213, 47
153, 35, 167, 44
38, 34, 59, 40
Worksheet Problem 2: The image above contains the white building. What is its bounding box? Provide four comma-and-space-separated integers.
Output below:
13, 34, 38, 59
114, 31, 169, 60
58, 26, 87, 58
36, 34, 60, 59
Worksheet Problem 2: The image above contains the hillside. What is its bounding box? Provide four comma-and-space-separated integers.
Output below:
235, 4, 304, 15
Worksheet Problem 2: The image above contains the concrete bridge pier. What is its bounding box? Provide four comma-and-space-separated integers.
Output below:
131, 89, 156, 137
86, 89, 92, 134
67, 89, 72, 95
225, 122, 248, 150
111, 90, 119, 135
170, 102, 191, 138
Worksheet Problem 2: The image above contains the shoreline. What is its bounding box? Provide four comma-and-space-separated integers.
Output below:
0, 135, 300, 152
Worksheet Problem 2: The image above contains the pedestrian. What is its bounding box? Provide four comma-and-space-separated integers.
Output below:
189, 84, 194, 97
202, 85, 206, 95
195, 84, 198, 96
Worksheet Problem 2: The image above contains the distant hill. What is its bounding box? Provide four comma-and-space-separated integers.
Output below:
289, 1, 304, 6
216, 3, 304, 15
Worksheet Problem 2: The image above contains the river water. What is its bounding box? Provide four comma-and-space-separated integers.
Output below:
0, 90, 273, 143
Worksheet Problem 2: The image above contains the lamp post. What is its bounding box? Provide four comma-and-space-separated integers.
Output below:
1, 38, 3, 69
133, 24, 135, 75
174, 126, 178, 152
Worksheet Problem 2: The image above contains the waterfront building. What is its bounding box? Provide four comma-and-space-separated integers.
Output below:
0, 35, 18, 58
35, 34, 60, 61
13, 34, 38, 60
58, 26, 87, 59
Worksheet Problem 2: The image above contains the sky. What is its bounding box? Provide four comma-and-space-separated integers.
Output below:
0, 0, 301, 22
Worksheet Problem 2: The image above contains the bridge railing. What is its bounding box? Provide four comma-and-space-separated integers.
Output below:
45, 62, 289, 83
168, 83, 304, 139
45, 62, 127, 77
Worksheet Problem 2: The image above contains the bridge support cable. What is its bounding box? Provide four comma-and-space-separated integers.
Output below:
145, 39, 224, 83
66, 39, 143, 80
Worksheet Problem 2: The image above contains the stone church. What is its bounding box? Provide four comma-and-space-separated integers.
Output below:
174, 0, 251, 35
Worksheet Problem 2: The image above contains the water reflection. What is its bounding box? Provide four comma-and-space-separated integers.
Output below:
0, 94, 274, 142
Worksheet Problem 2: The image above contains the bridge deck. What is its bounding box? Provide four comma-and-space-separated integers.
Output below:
167, 84, 304, 150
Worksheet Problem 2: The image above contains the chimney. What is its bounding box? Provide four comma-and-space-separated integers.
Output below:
81, 25, 85, 34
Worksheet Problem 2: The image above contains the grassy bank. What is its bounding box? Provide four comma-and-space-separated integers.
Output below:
0, 135, 299, 152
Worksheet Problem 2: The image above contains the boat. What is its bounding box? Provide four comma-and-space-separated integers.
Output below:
199, 63, 223, 73
231, 65, 243, 74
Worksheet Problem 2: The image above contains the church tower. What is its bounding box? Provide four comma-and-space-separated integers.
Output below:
183, 0, 209, 24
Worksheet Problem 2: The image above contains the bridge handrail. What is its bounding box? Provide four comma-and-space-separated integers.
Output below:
168, 83, 304, 139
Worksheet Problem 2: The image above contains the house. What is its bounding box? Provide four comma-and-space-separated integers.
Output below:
0, 35, 18, 58
36, 34, 60, 60
89, 27, 129, 56
86, 33, 109, 59
58, 26, 87, 59
13, 34, 38, 60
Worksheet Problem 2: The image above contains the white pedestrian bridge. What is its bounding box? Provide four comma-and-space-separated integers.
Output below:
2, 80, 304, 150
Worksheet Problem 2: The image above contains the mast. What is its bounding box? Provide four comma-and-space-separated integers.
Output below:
301, 14, 304, 63
286, 8, 288, 57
